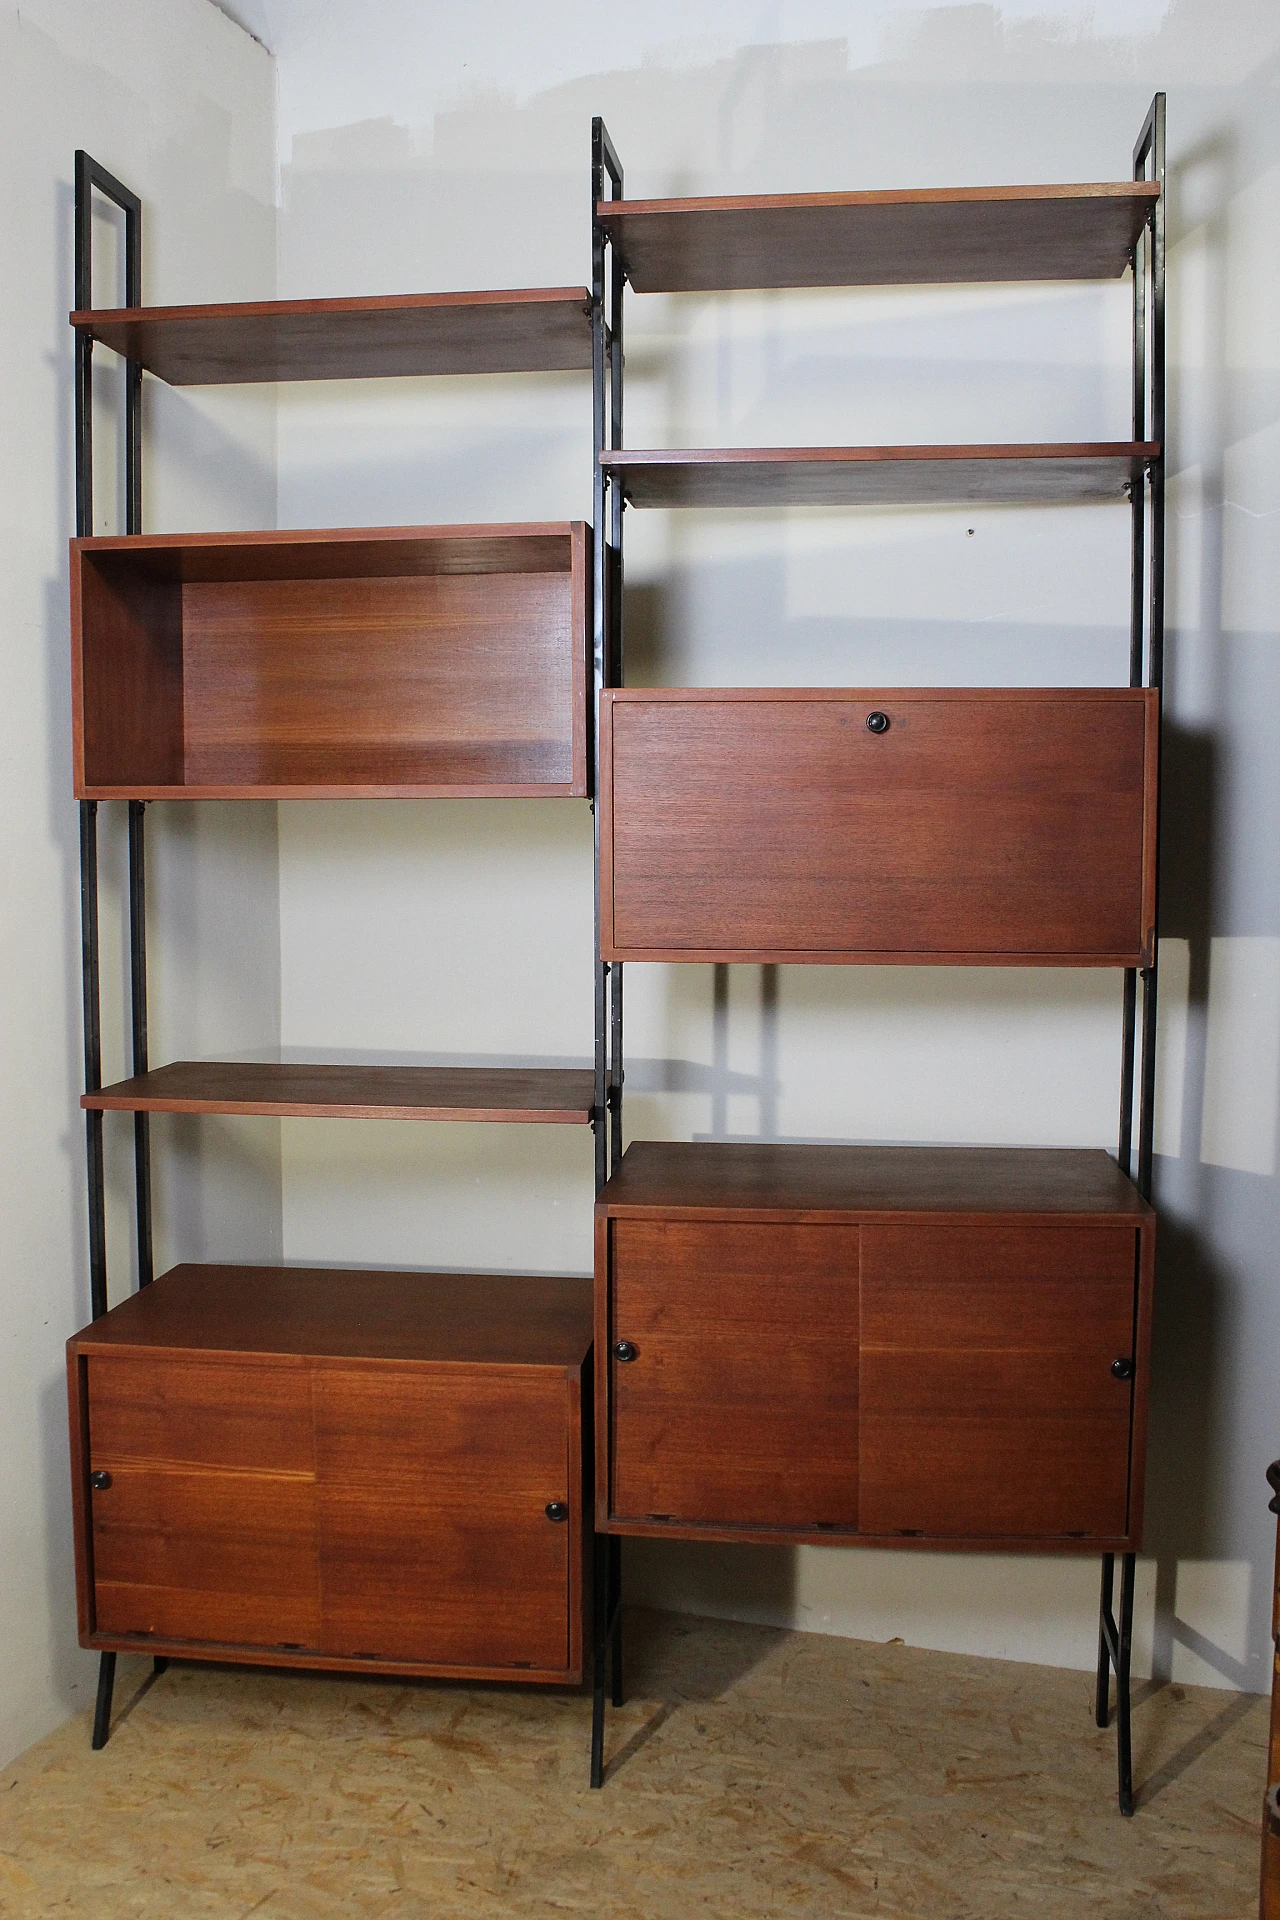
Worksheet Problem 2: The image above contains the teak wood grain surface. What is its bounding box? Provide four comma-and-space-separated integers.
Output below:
859, 1224, 1137, 1539
610, 1221, 859, 1529
594, 1142, 1153, 1553
68, 1268, 592, 1683
601, 689, 1157, 966
597, 182, 1161, 291
70, 524, 589, 798
600, 443, 1157, 509
595, 1141, 1154, 1222
83, 1061, 597, 1125
70, 287, 594, 384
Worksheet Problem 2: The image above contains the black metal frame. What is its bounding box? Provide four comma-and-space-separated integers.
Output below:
586, 100, 1165, 1813
590, 116, 626, 1788
75, 150, 151, 1752
1094, 90, 1165, 1820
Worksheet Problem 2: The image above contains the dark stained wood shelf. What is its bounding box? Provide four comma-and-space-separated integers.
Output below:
71, 1264, 594, 1367
70, 288, 594, 385
596, 1141, 1152, 1222
601, 443, 1157, 509
82, 1061, 596, 1125
71, 523, 590, 798
598, 182, 1160, 292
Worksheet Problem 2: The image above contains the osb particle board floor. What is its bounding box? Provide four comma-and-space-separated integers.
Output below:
0, 1610, 1267, 1920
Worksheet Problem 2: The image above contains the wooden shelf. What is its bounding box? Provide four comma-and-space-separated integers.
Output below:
598, 183, 1160, 292
71, 523, 590, 798
597, 1141, 1152, 1223
69, 288, 594, 385
82, 1061, 596, 1125
601, 443, 1157, 509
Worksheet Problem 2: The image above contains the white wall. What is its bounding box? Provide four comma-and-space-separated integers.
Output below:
269, 0, 1280, 1692
0, 0, 279, 1766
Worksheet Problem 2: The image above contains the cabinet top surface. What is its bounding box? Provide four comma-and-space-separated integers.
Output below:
70, 1266, 594, 1368
598, 182, 1159, 291
69, 288, 594, 385
597, 1143, 1152, 1221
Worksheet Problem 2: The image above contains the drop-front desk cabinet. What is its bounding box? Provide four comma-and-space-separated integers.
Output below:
596, 1143, 1155, 1552
68, 1268, 593, 1684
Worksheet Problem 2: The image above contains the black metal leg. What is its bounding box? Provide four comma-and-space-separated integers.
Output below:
91, 1651, 116, 1750
609, 1535, 624, 1707
591, 1532, 609, 1788
1096, 1550, 1137, 1813
1095, 1551, 1115, 1727
153, 1656, 168, 1676
1117, 1551, 1136, 1816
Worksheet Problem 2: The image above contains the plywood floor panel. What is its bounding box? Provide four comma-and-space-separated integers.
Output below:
0, 1610, 1265, 1918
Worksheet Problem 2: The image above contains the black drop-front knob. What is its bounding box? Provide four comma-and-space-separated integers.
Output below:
1111, 1357, 1135, 1381
613, 1340, 638, 1363
90, 1470, 112, 1490
545, 1501, 569, 1523
866, 710, 890, 734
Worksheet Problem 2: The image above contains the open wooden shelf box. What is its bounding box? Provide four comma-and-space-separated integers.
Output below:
71, 523, 590, 798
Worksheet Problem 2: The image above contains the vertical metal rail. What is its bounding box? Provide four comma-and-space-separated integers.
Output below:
128, 802, 153, 1286
75, 150, 144, 1753
1098, 92, 1165, 1818
590, 116, 625, 1790
1135, 92, 1165, 1206
1261, 1461, 1280, 1917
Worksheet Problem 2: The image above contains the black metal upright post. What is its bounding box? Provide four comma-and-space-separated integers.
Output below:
590, 116, 625, 1790
1097, 92, 1164, 1819
1135, 91, 1165, 1208
75, 149, 145, 1752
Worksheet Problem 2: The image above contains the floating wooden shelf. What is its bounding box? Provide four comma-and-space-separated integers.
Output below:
600, 443, 1157, 509
69, 288, 594, 385
83, 1061, 597, 1125
601, 687, 1158, 967
597, 182, 1160, 292
71, 523, 590, 798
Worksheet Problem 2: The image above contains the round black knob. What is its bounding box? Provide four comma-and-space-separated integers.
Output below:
1111, 1357, 1135, 1381
866, 710, 890, 734
613, 1339, 638, 1363
545, 1501, 569, 1523
89, 1470, 112, 1491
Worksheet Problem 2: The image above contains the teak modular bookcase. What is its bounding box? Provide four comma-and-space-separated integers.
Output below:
66, 100, 1165, 1818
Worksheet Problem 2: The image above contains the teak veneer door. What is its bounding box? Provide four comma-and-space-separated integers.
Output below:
314, 1365, 574, 1673
601, 689, 1157, 965
609, 1220, 859, 1528
87, 1353, 321, 1649
859, 1224, 1138, 1539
